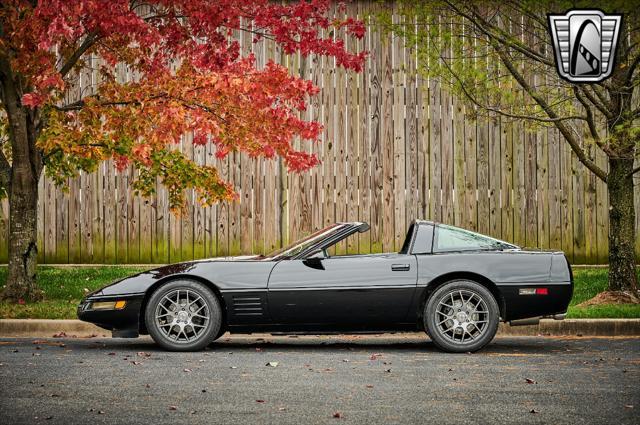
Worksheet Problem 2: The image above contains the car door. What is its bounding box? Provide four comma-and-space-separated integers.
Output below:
267, 253, 418, 325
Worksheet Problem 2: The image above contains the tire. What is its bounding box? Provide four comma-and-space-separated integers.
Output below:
145, 279, 222, 352
423, 280, 499, 353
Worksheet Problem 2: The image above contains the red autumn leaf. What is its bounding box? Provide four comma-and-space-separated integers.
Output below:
1, 0, 366, 212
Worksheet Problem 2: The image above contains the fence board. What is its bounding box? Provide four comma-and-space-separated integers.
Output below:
0, 5, 638, 264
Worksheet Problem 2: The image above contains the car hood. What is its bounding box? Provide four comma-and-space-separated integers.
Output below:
85, 255, 272, 298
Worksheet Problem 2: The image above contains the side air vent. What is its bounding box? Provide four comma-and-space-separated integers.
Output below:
232, 296, 264, 316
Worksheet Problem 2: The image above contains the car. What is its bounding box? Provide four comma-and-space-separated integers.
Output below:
78, 220, 573, 352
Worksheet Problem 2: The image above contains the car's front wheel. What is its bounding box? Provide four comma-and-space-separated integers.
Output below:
424, 280, 499, 353
145, 279, 222, 351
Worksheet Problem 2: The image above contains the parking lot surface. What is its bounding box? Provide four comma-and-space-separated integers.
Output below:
1, 334, 638, 424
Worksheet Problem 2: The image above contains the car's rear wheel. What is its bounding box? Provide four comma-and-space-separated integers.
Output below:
424, 280, 499, 353
145, 279, 222, 351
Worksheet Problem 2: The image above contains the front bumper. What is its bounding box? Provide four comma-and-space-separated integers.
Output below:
77, 293, 145, 338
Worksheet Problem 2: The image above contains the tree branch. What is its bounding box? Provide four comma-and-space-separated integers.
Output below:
447, 1, 555, 67
0, 147, 10, 191
572, 86, 612, 155
628, 165, 640, 177
488, 37, 609, 182
440, 56, 587, 123
58, 31, 99, 77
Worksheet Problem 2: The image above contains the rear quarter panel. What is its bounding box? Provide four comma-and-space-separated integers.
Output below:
414, 251, 573, 321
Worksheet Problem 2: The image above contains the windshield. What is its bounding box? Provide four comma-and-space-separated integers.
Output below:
263, 224, 344, 260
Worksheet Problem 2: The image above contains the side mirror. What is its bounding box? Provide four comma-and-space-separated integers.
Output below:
302, 250, 326, 270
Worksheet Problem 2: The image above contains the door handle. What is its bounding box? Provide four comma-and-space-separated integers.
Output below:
391, 264, 410, 271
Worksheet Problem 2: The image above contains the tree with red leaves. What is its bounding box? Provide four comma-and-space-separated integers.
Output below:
0, 0, 365, 301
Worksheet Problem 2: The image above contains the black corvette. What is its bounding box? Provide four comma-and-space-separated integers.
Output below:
78, 220, 573, 352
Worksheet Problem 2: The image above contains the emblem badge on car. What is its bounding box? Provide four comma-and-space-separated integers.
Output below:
548, 9, 622, 83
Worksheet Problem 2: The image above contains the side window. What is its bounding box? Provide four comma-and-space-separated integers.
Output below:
434, 225, 500, 252
411, 224, 433, 254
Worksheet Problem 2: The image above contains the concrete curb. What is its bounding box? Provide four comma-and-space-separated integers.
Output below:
1, 318, 639, 338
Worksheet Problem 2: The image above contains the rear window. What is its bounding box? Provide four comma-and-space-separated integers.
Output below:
434, 224, 513, 252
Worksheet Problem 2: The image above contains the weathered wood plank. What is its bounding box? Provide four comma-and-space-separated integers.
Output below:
405, 21, 419, 229
476, 115, 489, 236
537, 126, 549, 250
392, 13, 407, 250
369, 8, 383, 254
346, 1, 360, 254
488, 116, 501, 239
501, 118, 514, 243
381, 21, 394, 252
548, 127, 562, 252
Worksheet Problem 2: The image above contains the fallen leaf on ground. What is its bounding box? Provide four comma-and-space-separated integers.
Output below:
333, 412, 342, 418
108, 352, 116, 356
366, 385, 374, 388
530, 409, 539, 414
137, 352, 151, 358
525, 378, 536, 384
624, 405, 633, 409
130, 361, 142, 365
169, 406, 177, 411
266, 362, 279, 367
256, 400, 266, 403
183, 368, 192, 372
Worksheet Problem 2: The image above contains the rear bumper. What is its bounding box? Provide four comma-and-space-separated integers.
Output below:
77, 293, 144, 337
500, 282, 573, 321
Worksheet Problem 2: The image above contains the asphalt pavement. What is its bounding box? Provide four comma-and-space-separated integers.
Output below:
0, 334, 638, 424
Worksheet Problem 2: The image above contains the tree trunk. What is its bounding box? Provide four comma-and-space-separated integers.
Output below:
607, 157, 638, 293
4, 172, 40, 301
1, 105, 43, 302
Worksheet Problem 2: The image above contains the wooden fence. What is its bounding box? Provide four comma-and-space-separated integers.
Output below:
0, 2, 638, 264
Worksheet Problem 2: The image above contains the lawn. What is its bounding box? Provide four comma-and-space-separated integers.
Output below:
0, 266, 638, 319
0, 266, 149, 319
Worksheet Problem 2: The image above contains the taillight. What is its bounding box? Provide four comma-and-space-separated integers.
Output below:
519, 288, 548, 295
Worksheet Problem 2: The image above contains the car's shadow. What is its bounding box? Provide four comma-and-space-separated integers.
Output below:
53, 335, 569, 356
